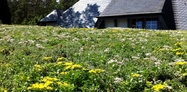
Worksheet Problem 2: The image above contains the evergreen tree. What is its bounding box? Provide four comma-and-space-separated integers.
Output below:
56, 0, 78, 10
0, 0, 11, 24
7, 0, 78, 25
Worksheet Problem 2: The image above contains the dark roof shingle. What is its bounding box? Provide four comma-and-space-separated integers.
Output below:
99, 0, 166, 17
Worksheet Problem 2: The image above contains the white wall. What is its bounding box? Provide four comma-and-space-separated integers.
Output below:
105, 20, 115, 28
118, 19, 127, 28
59, 0, 112, 28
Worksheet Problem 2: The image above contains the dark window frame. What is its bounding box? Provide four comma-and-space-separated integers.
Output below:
146, 18, 158, 29
128, 17, 160, 29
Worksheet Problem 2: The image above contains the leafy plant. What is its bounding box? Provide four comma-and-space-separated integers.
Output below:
1, 25, 187, 91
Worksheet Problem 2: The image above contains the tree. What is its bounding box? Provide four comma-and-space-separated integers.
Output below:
56, 0, 78, 10
0, 0, 11, 24
7, 0, 78, 25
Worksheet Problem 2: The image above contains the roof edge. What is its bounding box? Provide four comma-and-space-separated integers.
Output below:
97, 12, 164, 18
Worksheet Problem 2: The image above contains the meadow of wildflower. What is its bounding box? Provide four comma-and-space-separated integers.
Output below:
1, 25, 187, 91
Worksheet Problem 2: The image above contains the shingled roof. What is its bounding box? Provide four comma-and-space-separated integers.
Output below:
99, 0, 166, 17
172, 0, 187, 30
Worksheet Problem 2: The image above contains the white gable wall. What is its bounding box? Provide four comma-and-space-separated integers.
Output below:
105, 20, 115, 28
58, 0, 112, 28
105, 19, 128, 28
118, 19, 128, 28
72, 0, 111, 13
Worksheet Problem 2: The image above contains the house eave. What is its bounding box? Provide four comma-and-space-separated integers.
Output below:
97, 12, 164, 18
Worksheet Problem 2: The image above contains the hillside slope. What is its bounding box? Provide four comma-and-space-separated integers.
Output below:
1, 25, 187, 91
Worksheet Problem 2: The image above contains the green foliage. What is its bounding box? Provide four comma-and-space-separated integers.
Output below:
56, 0, 78, 10
1, 25, 187, 91
7, 0, 78, 25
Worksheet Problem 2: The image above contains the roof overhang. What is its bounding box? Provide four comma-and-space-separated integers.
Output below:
97, 13, 164, 18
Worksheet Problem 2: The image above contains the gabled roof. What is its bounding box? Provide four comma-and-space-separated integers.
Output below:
57, 0, 112, 28
39, 9, 63, 23
99, 0, 166, 17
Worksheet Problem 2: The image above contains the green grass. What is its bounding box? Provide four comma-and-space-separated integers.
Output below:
1, 25, 187, 91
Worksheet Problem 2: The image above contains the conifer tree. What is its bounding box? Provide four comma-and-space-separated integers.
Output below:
0, 0, 11, 24
7, 0, 78, 25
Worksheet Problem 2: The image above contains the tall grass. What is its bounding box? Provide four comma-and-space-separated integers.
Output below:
1, 25, 187, 91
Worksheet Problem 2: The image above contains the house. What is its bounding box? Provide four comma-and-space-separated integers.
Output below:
38, 0, 111, 28
38, 0, 187, 30
172, 0, 187, 30
37, 9, 64, 26
95, 0, 187, 30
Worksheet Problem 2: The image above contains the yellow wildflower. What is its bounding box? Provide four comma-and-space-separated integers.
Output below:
63, 62, 82, 70
174, 42, 183, 46
42, 56, 52, 61
42, 76, 59, 82
60, 72, 68, 75
57, 57, 67, 62
176, 51, 184, 56
0, 87, 8, 92
112, 30, 118, 33
33, 64, 42, 71
34, 64, 41, 68
57, 61, 63, 65
89, 69, 105, 74
57, 57, 64, 62
5, 63, 9, 67
180, 73, 187, 76
46, 86, 53, 90
172, 48, 181, 52
27, 82, 53, 91
62, 62, 73, 66
64, 65, 71, 70
57, 82, 71, 87
146, 81, 153, 87
34, 83, 48, 89
71, 64, 82, 69
132, 73, 141, 78
27, 76, 60, 91
175, 61, 187, 65
44, 81, 53, 86
152, 83, 167, 92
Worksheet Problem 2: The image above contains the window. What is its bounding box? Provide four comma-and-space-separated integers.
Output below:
132, 19, 143, 28
129, 18, 158, 29
146, 18, 157, 29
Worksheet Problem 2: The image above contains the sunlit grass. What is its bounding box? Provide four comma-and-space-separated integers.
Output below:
1, 24, 187, 91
